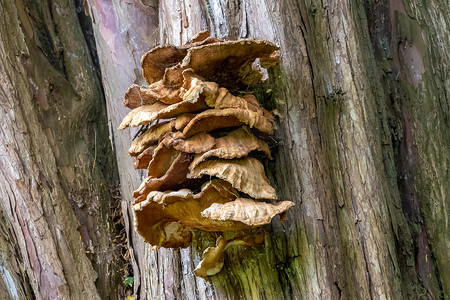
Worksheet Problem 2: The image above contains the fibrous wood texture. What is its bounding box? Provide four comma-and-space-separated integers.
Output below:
0, 0, 129, 299
1, 0, 447, 299
87, 0, 449, 299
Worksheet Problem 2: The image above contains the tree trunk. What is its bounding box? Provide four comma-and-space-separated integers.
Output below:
0, 0, 126, 299
88, 0, 450, 299
1, 0, 449, 299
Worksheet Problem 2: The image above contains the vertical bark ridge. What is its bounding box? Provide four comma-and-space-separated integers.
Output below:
87, 0, 449, 299
0, 0, 126, 298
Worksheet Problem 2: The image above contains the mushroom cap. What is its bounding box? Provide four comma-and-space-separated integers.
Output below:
182, 39, 279, 88
134, 179, 256, 233
133, 179, 252, 248
207, 87, 272, 120
141, 45, 187, 85
128, 113, 195, 157
133, 145, 156, 169
141, 31, 222, 85
182, 108, 274, 138
194, 232, 265, 278
190, 126, 272, 170
118, 102, 168, 130
147, 145, 181, 178
141, 38, 279, 88
133, 152, 194, 203
193, 236, 227, 278
173, 113, 196, 130
133, 206, 192, 249
124, 82, 181, 109
128, 120, 174, 156
118, 77, 209, 130
201, 198, 294, 226
147, 132, 215, 178
118, 98, 208, 130
189, 157, 277, 200
162, 132, 216, 154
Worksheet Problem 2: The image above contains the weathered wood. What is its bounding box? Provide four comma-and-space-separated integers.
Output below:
1, 0, 448, 299
0, 0, 126, 299
89, 0, 449, 299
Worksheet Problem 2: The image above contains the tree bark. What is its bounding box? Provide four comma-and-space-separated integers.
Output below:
1, 0, 448, 299
88, 0, 449, 299
0, 0, 126, 299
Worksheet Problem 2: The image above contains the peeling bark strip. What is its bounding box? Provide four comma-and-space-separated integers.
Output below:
120, 32, 294, 277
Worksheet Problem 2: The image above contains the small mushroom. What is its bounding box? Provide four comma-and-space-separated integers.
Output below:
190, 126, 272, 170
194, 232, 265, 278
189, 157, 277, 200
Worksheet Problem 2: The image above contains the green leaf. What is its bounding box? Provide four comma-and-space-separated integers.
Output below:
123, 276, 134, 287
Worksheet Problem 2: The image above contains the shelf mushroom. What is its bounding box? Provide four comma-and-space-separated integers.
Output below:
120, 31, 293, 278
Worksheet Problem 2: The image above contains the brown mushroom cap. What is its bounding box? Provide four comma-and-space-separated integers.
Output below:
189, 157, 277, 200
118, 98, 208, 130
193, 236, 228, 278
162, 132, 216, 154
147, 145, 181, 178
118, 77, 210, 130
143, 39, 279, 88
128, 120, 173, 156
141, 31, 222, 85
189, 30, 214, 44
133, 152, 194, 203
128, 113, 195, 157
182, 39, 279, 88
118, 102, 168, 130
133, 179, 254, 249
147, 132, 215, 178
182, 108, 274, 138
134, 179, 257, 233
133, 203, 192, 249
190, 126, 272, 170
202, 198, 294, 226
194, 233, 265, 278
173, 113, 196, 130
141, 45, 187, 85
133, 145, 157, 169
124, 83, 181, 109
207, 87, 269, 116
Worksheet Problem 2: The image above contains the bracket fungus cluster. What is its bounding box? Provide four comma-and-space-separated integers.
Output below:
120, 31, 294, 278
